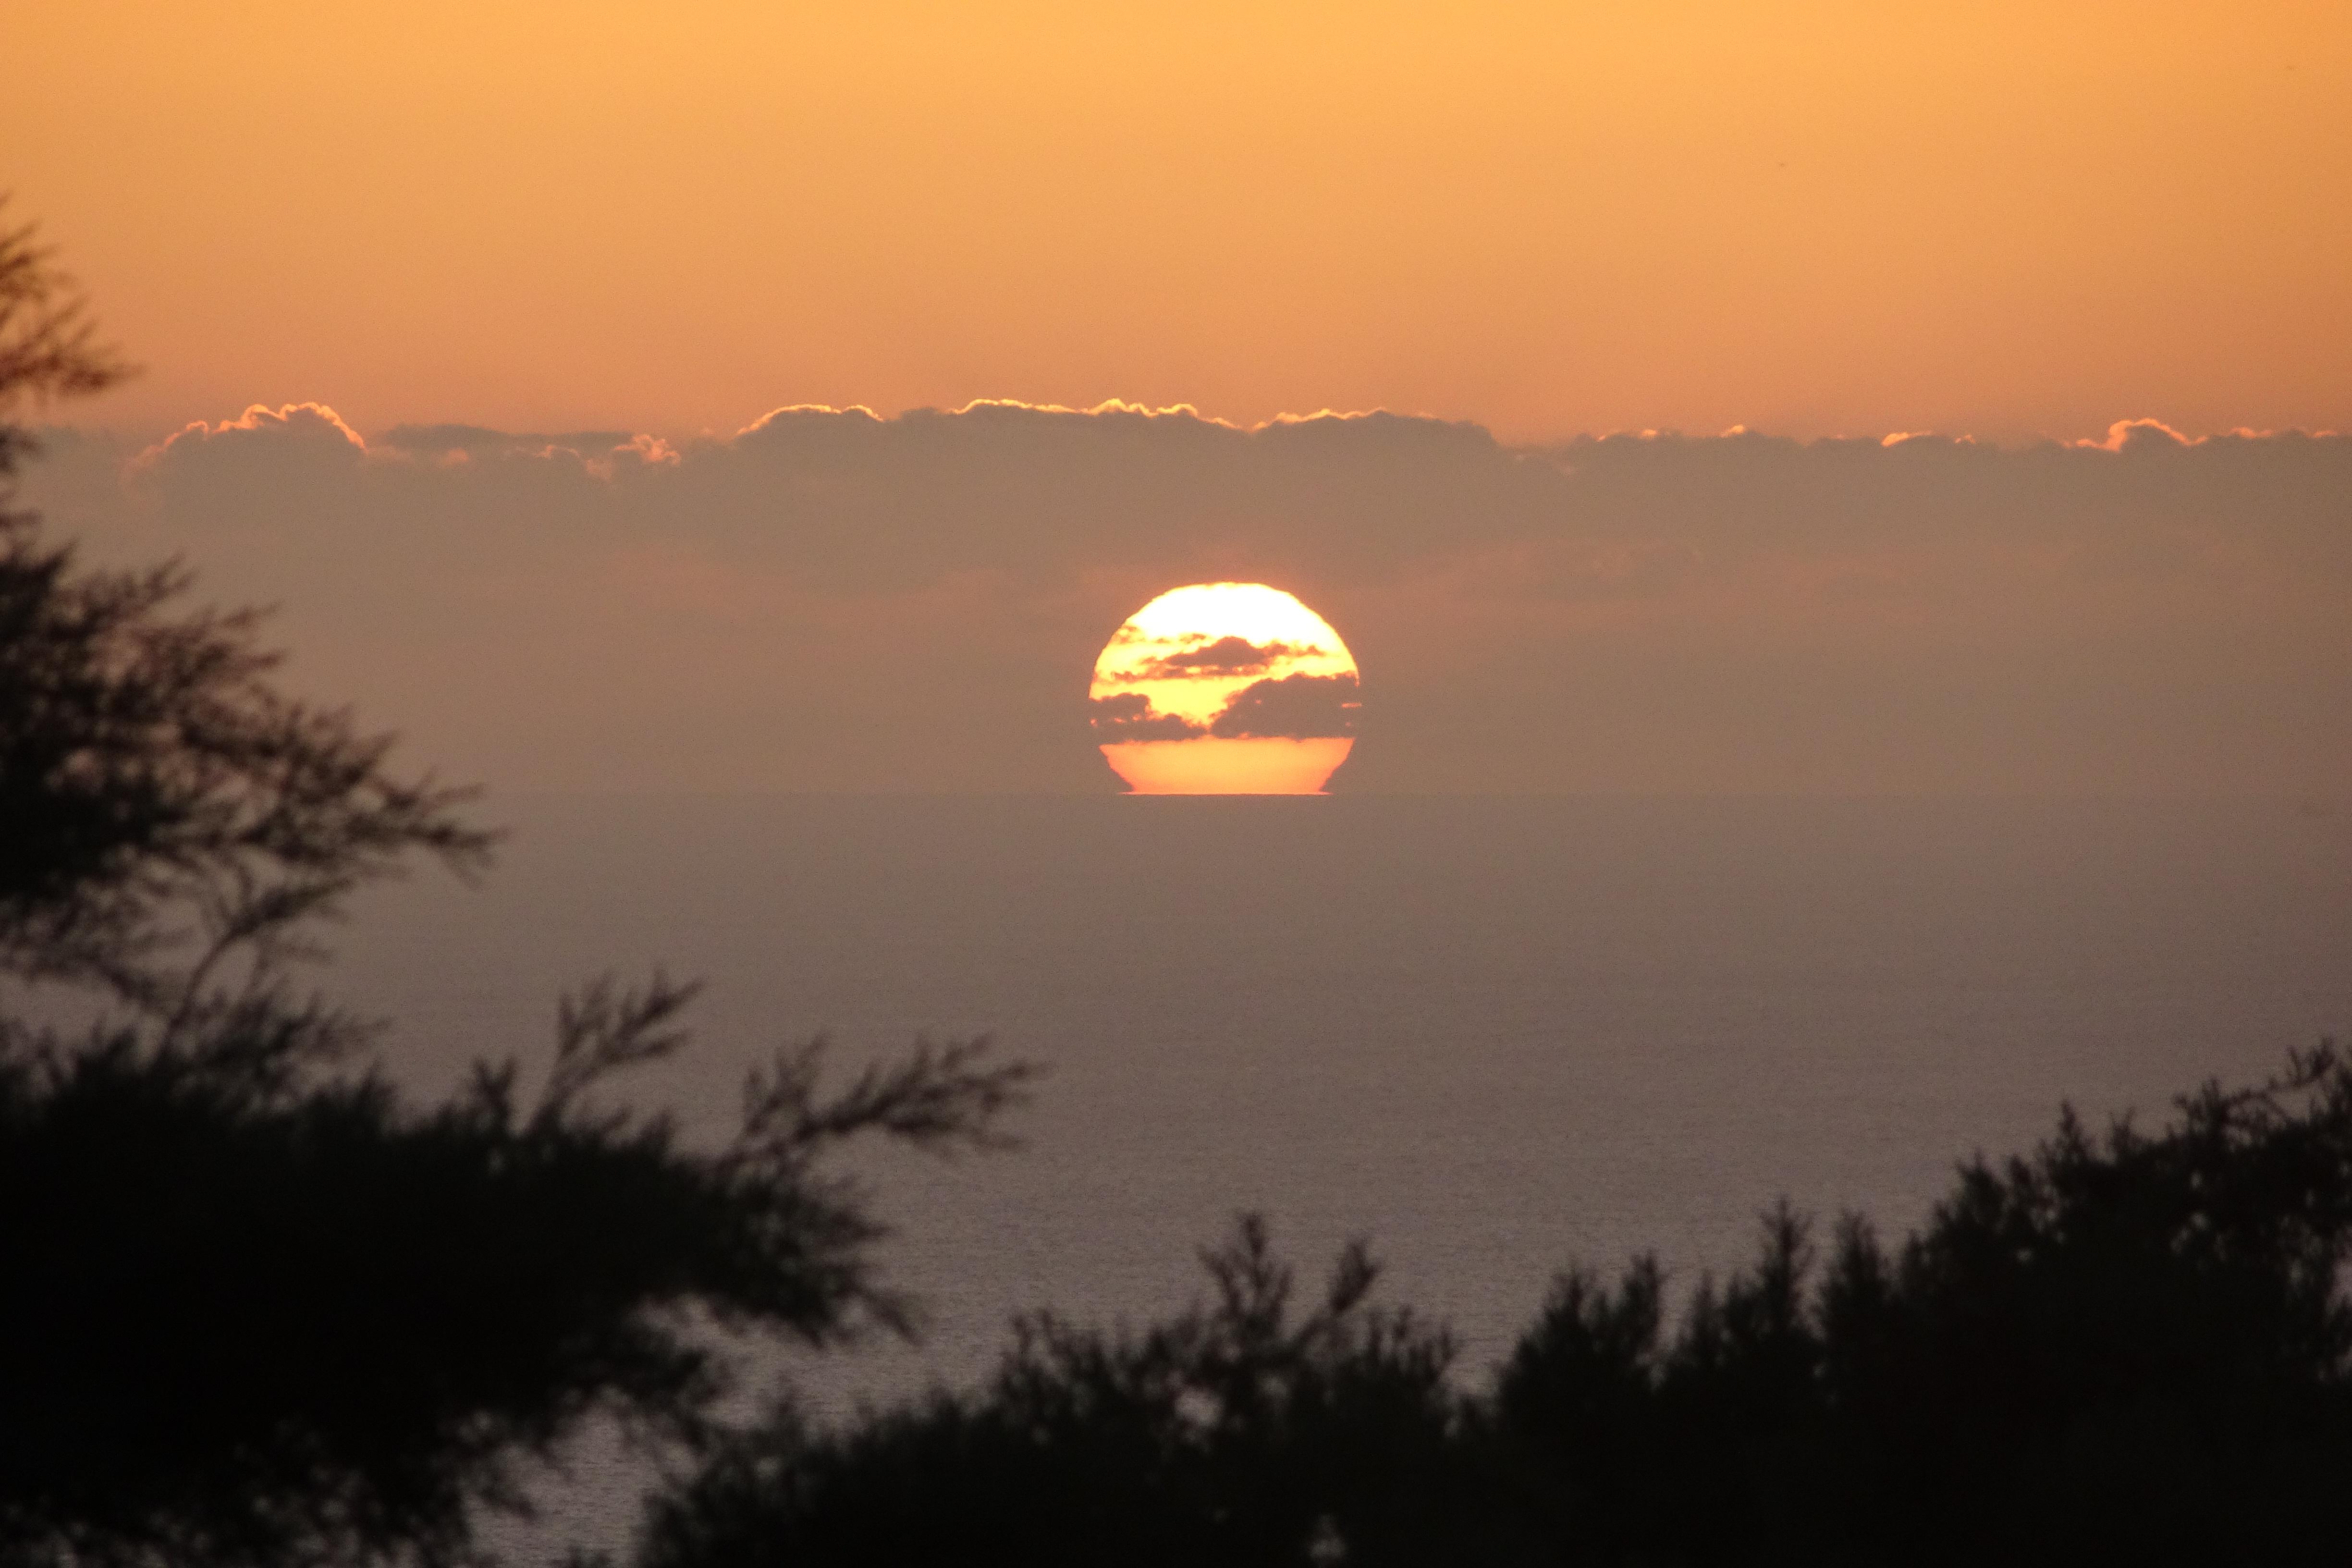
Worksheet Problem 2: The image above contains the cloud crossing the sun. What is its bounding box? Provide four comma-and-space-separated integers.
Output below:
1088, 669, 1362, 747
1089, 692, 1204, 742
1107, 635, 1312, 682
1206, 672, 1361, 740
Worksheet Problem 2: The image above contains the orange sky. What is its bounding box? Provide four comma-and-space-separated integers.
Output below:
10, 2, 2350, 443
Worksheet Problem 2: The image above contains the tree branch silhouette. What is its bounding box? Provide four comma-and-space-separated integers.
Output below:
0, 205, 1036, 1568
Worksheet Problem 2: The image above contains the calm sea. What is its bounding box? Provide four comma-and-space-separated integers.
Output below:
328, 795, 2352, 1557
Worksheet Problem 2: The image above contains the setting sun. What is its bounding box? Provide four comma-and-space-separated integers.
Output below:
1090, 583, 1360, 794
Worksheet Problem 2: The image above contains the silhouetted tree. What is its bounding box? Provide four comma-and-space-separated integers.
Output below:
0, 206, 1033, 1568
0, 201, 126, 476
1, 204, 483, 1024
635, 1045, 2352, 1568
1491, 1045, 2352, 1566
637, 1215, 1504, 1568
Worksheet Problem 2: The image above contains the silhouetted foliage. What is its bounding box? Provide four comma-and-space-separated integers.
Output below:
0, 209, 1034, 1568
637, 1215, 1501, 1568
638, 1046, 2352, 1568
1488, 1042, 2352, 1567
0, 199, 130, 481
0, 980, 1030, 1568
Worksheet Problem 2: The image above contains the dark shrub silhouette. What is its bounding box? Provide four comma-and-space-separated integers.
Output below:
637, 1215, 1505, 1568
0, 980, 1028, 1568
636, 1046, 2352, 1568
0, 208, 1031, 1568
1489, 1044, 2352, 1567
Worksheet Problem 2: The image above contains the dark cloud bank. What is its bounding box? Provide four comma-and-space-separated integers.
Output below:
19, 403, 2351, 796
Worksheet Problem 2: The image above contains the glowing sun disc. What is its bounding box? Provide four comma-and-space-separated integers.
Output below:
1089, 583, 1360, 794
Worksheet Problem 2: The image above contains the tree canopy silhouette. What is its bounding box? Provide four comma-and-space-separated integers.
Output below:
1487, 1043, 2352, 1566
637, 1046, 2352, 1568
0, 205, 1032, 1568
637, 1213, 1507, 1568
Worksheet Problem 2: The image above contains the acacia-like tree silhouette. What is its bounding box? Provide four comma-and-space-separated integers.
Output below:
0, 205, 1033, 1568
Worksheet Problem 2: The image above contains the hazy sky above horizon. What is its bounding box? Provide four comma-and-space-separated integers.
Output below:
11, 2, 2351, 445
